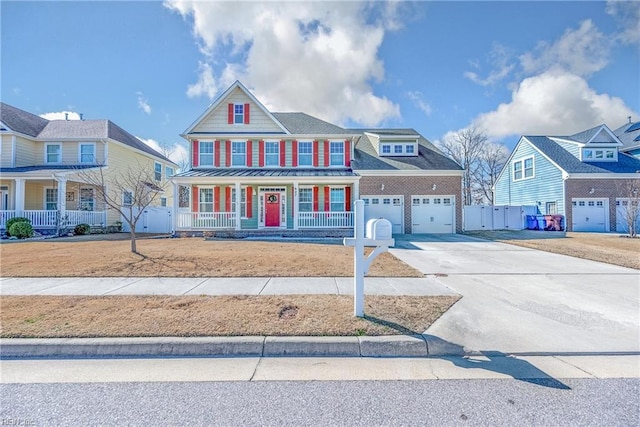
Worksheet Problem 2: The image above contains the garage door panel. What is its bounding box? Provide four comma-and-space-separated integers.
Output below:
572, 198, 607, 232
362, 195, 403, 234
411, 196, 455, 234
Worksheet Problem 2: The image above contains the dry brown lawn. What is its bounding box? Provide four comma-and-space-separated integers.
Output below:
0, 236, 422, 278
0, 295, 460, 338
464, 231, 640, 270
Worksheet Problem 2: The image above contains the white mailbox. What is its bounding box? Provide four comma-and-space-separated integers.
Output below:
366, 218, 392, 241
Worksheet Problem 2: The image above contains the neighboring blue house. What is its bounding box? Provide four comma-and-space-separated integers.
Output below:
614, 120, 640, 158
494, 123, 640, 232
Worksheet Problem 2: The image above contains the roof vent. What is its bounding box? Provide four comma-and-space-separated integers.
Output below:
80, 113, 84, 121
629, 116, 632, 124
65, 113, 68, 121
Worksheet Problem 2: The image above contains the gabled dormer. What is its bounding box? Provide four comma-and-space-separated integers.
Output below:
551, 125, 623, 163
365, 131, 420, 157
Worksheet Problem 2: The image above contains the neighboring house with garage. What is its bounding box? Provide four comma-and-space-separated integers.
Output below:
0, 102, 177, 233
493, 123, 640, 232
171, 80, 463, 236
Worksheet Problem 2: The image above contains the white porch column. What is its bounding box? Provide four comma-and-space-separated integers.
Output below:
293, 181, 299, 230
171, 180, 178, 234
235, 182, 241, 230
353, 179, 360, 201
56, 177, 67, 221
14, 178, 25, 214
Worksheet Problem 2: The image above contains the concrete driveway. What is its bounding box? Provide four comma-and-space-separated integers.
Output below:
390, 234, 640, 355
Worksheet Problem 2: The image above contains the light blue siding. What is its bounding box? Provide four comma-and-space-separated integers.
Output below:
494, 139, 565, 215
554, 140, 580, 159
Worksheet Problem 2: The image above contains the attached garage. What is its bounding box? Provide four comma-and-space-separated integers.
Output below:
411, 195, 455, 233
362, 195, 404, 234
571, 198, 608, 232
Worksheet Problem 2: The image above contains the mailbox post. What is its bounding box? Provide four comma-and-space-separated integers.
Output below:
343, 200, 395, 317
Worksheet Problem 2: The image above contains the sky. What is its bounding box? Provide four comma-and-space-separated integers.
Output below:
2, 1, 639, 167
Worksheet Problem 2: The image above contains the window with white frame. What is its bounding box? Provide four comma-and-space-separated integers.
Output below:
154, 162, 162, 181
199, 188, 214, 212
513, 156, 534, 181
232, 141, 246, 166
123, 191, 133, 206
330, 142, 344, 166
234, 104, 244, 124
299, 188, 313, 212
381, 145, 391, 154
231, 188, 247, 217
80, 188, 95, 211
330, 188, 345, 211
46, 143, 61, 163
160, 197, 167, 207
165, 166, 174, 179
265, 141, 279, 166
79, 143, 95, 163
582, 148, 616, 161
199, 141, 214, 166
394, 145, 403, 154
298, 141, 313, 166
406, 145, 415, 154
45, 188, 58, 210
379, 142, 418, 156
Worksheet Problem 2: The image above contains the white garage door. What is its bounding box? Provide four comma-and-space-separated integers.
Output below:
572, 198, 608, 232
411, 195, 455, 234
362, 195, 404, 234
616, 198, 639, 234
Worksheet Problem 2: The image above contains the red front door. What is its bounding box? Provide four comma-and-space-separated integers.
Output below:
265, 193, 280, 227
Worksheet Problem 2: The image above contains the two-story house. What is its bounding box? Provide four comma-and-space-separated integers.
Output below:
0, 102, 177, 233
493, 123, 640, 232
171, 81, 463, 236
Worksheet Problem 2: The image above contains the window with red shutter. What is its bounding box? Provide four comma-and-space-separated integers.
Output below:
244, 103, 250, 124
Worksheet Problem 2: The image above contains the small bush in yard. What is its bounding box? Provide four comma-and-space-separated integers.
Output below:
8, 221, 33, 239
74, 223, 91, 235
5, 217, 31, 236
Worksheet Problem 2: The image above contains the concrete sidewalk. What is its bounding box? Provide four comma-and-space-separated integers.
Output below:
0, 276, 457, 296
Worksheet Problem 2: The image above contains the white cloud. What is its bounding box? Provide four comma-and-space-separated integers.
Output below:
520, 20, 610, 77
136, 92, 152, 115
137, 137, 189, 169
40, 111, 81, 120
473, 69, 638, 138
464, 43, 515, 86
165, 0, 401, 126
607, 0, 640, 44
407, 91, 432, 116
186, 61, 218, 99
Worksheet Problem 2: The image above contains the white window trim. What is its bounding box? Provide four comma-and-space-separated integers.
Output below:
297, 141, 313, 167
198, 186, 215, 213
45, 143, 62, 164
329, 185, 346, 211
80, 187, 95, 211
264, 140, 280, 168
123, 190, 133, 206
233, 103, 244, 125
513, 156, 535, 182
44, 186, 58, 210
231, 140, 247, 168
581, 147, 618, 162
329, 140, 344, 167
298, 186, 314, 212
154, 162, 162, 182
165, 166, 175, 179
198, 141, 215, 167
78, 142, 96, 163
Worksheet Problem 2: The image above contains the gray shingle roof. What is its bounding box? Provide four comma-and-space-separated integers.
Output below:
272, 113, 349, 135
0, 102, 174, 164
351, 130, 462, 171
0, 165, 99, 173
175, 168, 356, 178
526, 136, 640, 174
0, 102, 49, 137
613, 121, 640, 150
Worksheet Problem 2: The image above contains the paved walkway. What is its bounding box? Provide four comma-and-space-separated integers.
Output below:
0, 276, 456, 296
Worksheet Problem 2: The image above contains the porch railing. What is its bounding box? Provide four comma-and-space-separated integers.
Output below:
297, 211, 353, 229
177, 212, 237, 229
0, 210, 107, 228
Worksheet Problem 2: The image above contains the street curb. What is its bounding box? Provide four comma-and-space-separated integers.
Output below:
0, 335, 466, 359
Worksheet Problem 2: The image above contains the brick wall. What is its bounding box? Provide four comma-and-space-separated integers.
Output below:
359, 175, 463, 233
565, 178, 640, 232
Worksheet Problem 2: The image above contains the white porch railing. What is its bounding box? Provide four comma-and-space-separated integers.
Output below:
177, 212, 237, 229
297, 211, 353, 229
0, 210, 107, 228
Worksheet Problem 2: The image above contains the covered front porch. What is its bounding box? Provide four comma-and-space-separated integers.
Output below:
171, 170, 360, 233
0, 168, 107, 230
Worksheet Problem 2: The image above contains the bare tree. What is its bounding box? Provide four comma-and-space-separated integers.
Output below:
617, 180, 640, 238
75, 162, 167, 253
474, 142, 509, 204
438, 125, 487, 205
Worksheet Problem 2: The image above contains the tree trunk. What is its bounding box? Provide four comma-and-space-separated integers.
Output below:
130, 230, 137, 253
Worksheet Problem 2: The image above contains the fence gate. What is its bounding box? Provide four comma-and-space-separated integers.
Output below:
122, 207, 172, 233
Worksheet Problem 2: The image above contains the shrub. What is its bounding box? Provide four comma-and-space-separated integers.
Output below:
8, 221, 33, 239
5, 217, 31, 235
74, 223, 91, 235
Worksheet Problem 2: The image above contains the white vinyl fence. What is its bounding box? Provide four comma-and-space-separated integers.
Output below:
463, 205, 537, 231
